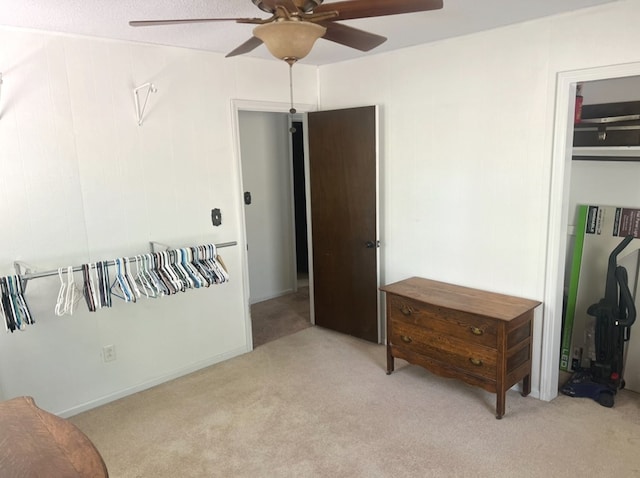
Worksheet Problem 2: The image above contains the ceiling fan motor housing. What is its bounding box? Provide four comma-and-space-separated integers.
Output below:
253, 0, 323, 14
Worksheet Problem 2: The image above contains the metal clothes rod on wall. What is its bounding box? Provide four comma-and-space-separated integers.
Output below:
13, 241, 237, 285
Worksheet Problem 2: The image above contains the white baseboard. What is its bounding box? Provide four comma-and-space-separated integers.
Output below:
58, 345, 250, 418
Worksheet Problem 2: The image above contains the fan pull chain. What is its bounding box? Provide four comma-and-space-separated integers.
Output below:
288, 63, 297, 133
289, 63, 296, 115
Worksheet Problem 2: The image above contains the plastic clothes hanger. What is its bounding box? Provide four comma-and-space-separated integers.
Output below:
7, 276, 24, 330
91, 263, 102, 308
124, 257, 140, 302
206, 244, 229, 284
160, 251, 182, 293
167, 250, 188, 291
172, 250, 194, 289
211, 244, 230, 283
202, 245, 218, 284
177, 249, 193, 287
147, 254, 169, 296
192, 247, 210, 286
134, 255, 151, 299
55, 268, 67, 316
191, 246, 212, 286
182, 248, 203, 288
64, 266, 82, 314
82, 264, 97, 312
111, 258, 132, 302
0, 281, 9, 333
0, 279, 8, 332
154, 252, 176, 295
97, 261, 113, 307
1, 278, 17, 332
13, 275, 33, 326
142, 254, 161, 297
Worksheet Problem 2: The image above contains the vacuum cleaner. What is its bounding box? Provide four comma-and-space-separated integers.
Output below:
561, 235, 637, 407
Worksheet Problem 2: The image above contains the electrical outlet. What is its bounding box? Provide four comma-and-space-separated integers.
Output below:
103, 345, 116, 363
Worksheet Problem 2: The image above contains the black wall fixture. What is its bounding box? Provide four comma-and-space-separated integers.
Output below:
211, 208, 222, 226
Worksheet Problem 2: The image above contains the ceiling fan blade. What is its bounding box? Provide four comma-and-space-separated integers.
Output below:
129, 18, 263, 27
225, 36, 264, 58
314, 0, 443, 21
319, 22, 386, 52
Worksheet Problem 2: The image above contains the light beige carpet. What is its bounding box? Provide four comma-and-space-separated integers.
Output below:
251, 287, 311, 347
70, 326, 640, 477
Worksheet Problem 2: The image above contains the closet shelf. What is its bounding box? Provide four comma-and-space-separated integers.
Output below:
572, 146, 640, 162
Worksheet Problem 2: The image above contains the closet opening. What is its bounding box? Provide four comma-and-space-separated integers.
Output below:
542, 62, 640, 402
558, 76, 640, 400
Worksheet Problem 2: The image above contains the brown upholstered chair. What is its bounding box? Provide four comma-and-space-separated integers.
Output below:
0, 396, 108, 477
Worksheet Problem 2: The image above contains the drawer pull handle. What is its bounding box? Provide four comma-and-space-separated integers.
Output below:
400, 305, 412, 316
400, 335, 412, 344
469, 358, 483, 367
470, 327, 483, 336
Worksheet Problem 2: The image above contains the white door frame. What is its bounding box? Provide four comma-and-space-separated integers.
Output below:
540, 61, 640, 401
230, 99, 317, 350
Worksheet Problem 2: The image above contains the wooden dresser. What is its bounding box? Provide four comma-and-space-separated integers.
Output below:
381, 277, 541, 419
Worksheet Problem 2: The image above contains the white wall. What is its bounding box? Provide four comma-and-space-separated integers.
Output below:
3, 1, 640, 414
316, 0, 640, 398
239, 111, 295, 303
0, 27, 318, 415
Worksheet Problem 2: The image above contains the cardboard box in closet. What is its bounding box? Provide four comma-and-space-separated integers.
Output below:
561, 204, 640, 392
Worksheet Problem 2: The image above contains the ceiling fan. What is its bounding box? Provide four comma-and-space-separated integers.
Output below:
130, 0, 444, 65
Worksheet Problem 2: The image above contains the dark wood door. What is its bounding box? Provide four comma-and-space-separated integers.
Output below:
308, 106, 379, 342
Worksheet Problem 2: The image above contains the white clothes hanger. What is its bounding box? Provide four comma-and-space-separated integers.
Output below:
134, 256, 150, 299
54, 268, 66, 316
124, 257, 140, 301
141, 254, 159, 297
64, 266, 82, 315
112, 258, 133, 302
91, 263, 101, 308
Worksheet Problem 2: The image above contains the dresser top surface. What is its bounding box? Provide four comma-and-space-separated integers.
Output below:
381, 277, 541, 321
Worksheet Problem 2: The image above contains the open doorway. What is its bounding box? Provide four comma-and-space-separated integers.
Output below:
236, 104, 381, 348
238, 110, 312, 347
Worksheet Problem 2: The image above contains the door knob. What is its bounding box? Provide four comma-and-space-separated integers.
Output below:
365, 240, 380, 248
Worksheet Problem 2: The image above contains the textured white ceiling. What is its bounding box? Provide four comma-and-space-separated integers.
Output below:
0, 0, 619, 65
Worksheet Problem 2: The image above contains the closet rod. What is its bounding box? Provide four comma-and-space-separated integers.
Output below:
14, 241, 237, 282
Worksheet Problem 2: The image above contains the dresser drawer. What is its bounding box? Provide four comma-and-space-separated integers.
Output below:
387, 294, 498, 349
390, 319, 497, 380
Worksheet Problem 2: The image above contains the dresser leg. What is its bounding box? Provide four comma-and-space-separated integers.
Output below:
521, 374, 531, 397
386, 345, 394, 375
496, 392, 505, 419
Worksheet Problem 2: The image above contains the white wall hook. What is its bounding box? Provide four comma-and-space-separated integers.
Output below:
134, 82, 157, 126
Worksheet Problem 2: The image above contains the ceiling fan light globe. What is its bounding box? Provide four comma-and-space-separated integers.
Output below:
253, 21, 326, 62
